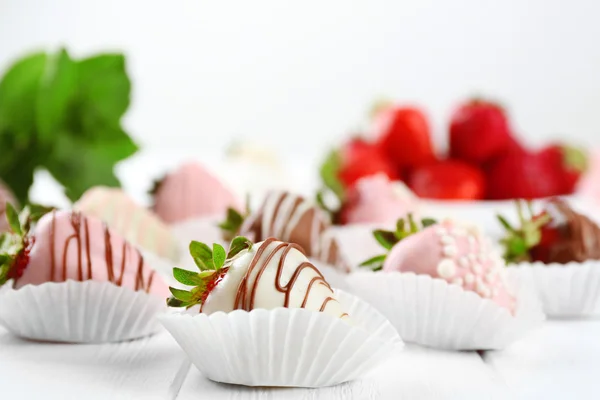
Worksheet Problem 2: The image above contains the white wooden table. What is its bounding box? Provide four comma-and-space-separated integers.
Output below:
2, 320, 599, 399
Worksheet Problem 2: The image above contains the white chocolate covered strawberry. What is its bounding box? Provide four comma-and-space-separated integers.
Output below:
167, 237, 348, 320
221, 191, 350, 273
362, 216, 515, 312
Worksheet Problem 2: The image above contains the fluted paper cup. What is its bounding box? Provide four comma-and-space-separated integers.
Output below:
159, 289, 403, 388
505, 261, 600, 318
346, 271, 544, 350
0, 280, 166, 343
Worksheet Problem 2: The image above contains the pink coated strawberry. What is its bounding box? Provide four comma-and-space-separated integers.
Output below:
362, 216, 515, 312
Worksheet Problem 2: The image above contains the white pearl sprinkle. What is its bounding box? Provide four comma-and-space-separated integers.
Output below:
437, 259, 457, 279
440, 235, 455, 245
452, 277, 464, 287
471, 263, 483, 274
435, 227, 448, 236
478, 254, 487, 263
459, 257, 470, 268
465, 273, 475, 285
468, 254, 477, 261
443, 245, 458, 257
485, 272, 496, 284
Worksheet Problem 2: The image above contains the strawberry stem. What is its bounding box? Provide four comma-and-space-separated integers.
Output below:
166, 236, 253, 309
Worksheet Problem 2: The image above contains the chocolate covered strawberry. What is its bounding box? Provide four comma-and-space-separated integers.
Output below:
0, 204, 169, 296
167, 236, 348, 319
362, 215, 515, 311
152, 161, 242, 224
498, 198, 600, 264
221, 191, 350, 272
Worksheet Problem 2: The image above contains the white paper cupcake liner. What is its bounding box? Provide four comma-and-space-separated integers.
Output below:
159, 289, 403, 388
345, 271, 545, 350
505, 261, 600, 318
0, 280, 166, 343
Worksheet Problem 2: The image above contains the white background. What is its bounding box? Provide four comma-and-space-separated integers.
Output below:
1, 0, 600, 204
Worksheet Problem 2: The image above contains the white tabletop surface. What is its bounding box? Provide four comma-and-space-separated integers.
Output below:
2, 319, 600, 399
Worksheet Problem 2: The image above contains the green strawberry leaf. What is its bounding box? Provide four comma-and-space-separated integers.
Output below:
319, 149, 345, 200
218, 207, 245, 238
212, 243, 226, 270
172, 267, 205, 286
189, 241, 214, 271
421, 218, 437, 228
5, 203, 21, 236
373, 229, 398, 250
359, 254, 386, 271
228, 236, 252, 258
169, 287, 193, 302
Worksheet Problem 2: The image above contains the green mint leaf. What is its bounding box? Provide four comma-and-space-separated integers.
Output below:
44, 133, 132, 201
0, 49, 137, 204
35, 48, 77, 145
212, 243, 226, 270
169, 287, 193, 302
5, 203, 21, 236
373, 229, 398, 250
76, 54, 130, 125
189, 241, 214, 271
172, 267, 204, 286
0, 52, 47, 139
319, 149, 345, 200
421, 218, 437, 228
228, 236, 253, 258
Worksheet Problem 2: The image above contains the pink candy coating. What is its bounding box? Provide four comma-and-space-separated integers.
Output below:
15, 210, 169, 298
342, 174, 418, 225
383, 220, 515, 312
153, 162, 242, 224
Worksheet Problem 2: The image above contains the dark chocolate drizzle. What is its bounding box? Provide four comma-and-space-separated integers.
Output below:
232, 238, 345, 318
240, 192, 351, 273
49, 211, 155, 292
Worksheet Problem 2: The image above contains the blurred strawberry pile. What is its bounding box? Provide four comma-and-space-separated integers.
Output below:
320, 98, 588, 203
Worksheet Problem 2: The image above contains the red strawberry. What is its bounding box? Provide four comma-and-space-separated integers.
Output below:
337, 138, 399, 188
408, 160, 485, 200
373, 106, 436, 169
539, 144, 588, 195
486, 148, 564, 200
450, 99, 515, 164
